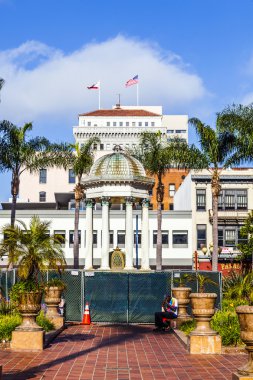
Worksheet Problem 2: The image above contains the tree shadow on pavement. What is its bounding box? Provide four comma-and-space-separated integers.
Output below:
2, 324, 154, 380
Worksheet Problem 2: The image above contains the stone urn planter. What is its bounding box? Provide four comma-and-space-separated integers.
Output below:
16, 291, 43, 331
235, 305, 253, 376
44, 286, 62, 320
172, 287, 192, 326
189, 293, 217, 336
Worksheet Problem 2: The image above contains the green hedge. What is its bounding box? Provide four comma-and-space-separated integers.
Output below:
0, 310, 55, 342
0, 314, 22, 341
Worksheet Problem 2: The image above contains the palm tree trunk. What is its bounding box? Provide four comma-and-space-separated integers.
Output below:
11, 173, 19, 227
211, 169, 221, 272
11, 194, 17, 227
156, 201, 162, 271
156, 174, 164, 271
73, 200, 80, 269
212, 193, 218, 272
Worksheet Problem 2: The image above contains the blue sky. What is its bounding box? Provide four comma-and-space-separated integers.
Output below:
1, 0, 253, 201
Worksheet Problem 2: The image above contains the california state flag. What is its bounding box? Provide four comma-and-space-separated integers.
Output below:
87, 81, 100, 90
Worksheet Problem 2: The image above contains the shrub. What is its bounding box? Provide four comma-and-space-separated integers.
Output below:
179, 320, 196, 335
46, 278, 66, 290
0, 300, 17, 315
10, 281, 43, 303
0, 314, 22, 341
211, 309, 241, 346
36, 311, 55, 332
222, 298, 248, 312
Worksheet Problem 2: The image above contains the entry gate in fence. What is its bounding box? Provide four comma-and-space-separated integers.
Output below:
0, 269, 222, 323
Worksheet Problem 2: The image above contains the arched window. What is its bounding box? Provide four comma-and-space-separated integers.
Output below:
39, 191, 46, 202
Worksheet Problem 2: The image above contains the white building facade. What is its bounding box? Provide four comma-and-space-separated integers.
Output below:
0, 105, 193, 270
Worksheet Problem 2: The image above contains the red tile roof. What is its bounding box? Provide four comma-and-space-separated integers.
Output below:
79, 109, 161, 117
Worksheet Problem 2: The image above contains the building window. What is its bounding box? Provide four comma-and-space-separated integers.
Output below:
93, 143, 97, 150
39, 191, 46, 202
93, 231, 97, 247
68, 169, 75, 184
169, 203, 174, 210
218, 189, 247, 210
196, 189, 206, 211
132, 122, 136, 127
134, 231, 142, 247
138, 122, 142, 126
145, 122, 148, 126
117, 230, 125, 247
151, 122, 155, 127
54, 230, 66, 247
119, 122, 123, 127
172, 231, 188, 248
106, 144, 110, 150
175, 130, 187, 133
126, 122, 129, 126
197, 225, 206, 250
113, 122, 117, 127
218, 225, 247, 249
87, 122, 91, 126
153, 231, 169, 247
39, 169, 47, 184
110, 231, 114, 247
167, 130, 174, 134
100, 143, 104, 150
169, 184, 176, 197
69, 230, 81, 247
107, 122, 110, 126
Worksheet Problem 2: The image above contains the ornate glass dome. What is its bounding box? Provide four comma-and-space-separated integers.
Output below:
89, 146, 146, 179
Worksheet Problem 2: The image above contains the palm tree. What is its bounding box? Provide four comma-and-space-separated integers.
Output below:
137, 132, 205, 271
189, 117, 237, 271
0, 120, 67, 227
0, 78, 4, 94
0, 216, 66, 283
69, 138, 100, 269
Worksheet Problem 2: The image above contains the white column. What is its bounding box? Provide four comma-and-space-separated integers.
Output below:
100, 196, 110, 270
141, 198, 150, 270
125, 197, 134, 270
85, 199, 94, 270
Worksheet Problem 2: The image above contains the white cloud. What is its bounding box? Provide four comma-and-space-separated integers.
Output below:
0, 35, 207, 134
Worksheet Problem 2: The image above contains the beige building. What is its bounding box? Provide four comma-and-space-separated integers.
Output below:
174, 168, 253, 258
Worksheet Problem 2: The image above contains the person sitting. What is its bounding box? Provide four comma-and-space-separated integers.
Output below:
153, 294, 178, 332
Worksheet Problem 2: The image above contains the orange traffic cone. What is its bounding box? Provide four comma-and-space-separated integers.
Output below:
81, 302, 91, 325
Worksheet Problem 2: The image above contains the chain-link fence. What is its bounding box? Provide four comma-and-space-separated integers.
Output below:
0, 269, 222, 323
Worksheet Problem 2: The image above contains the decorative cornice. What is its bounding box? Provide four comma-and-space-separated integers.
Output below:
192, 174, 253, 183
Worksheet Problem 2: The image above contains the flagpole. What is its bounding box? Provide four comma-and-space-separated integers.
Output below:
136, 83, 139, 106
98, 80, 101, 110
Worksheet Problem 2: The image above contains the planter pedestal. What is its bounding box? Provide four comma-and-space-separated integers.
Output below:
232, 374, 253, 380
172, 287, 192, 328
188, 335, 221, 354
188, 292, 221, 354
234, 305, 253, 378
11, 291, 44, 351
11, 330, 44, 351
45, 287, 64, 329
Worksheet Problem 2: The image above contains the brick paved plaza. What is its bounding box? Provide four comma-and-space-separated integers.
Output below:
0, 324, 247, 380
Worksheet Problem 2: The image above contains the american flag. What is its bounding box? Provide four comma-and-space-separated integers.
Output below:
125, 75, 139, 87
87, 81, 100, 90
